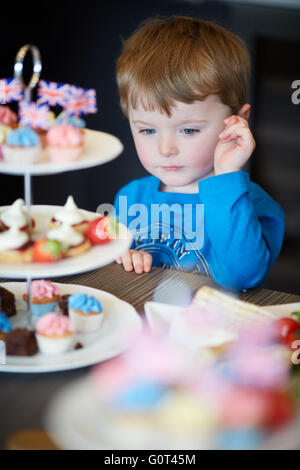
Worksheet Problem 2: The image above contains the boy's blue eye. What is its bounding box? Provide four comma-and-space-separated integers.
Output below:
140, 129, 156, 135
181, 128, 200, 135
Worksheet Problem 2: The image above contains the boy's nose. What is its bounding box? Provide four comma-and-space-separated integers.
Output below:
158, 136, 178, 157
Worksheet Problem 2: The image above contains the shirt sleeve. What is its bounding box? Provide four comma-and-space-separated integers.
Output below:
198, 171, 285, 291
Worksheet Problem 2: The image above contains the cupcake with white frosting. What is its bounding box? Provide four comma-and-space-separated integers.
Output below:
0, 226, 32, 263
49, 196, 88, 234
47, 223, 91, 258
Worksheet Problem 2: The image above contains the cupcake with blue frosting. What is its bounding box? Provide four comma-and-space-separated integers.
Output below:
68, 293, 103, 333
2, 126, 40, 164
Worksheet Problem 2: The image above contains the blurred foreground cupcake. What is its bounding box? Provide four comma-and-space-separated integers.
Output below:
2, 127, 40, 164
68, 293, 103, 333
35, 313, 75, 355
23, 280, 60, 319
46, 124, 83, 162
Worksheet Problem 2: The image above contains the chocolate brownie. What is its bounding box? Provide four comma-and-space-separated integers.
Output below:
6, 328, 38, 356
58, 294, 70, 316
0, 286, 17, 317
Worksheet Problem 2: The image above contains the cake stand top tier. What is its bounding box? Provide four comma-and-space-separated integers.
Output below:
0, 129, 123, 176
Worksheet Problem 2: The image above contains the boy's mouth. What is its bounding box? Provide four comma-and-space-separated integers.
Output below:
161, 166, 183, 171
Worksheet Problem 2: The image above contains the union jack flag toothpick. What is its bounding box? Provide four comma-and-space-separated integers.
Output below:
37, 80, 71, 107
65, 86, 97, 116
19, 101, 50, 129
0, 78, 23, 104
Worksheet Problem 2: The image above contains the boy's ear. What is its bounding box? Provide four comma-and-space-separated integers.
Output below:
237, 103, 251, 121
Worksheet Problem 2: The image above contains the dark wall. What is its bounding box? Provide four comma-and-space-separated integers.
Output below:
0, 0, 229, 212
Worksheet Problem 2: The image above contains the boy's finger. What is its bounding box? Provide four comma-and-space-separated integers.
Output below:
122, 250, 134, 271
115, 257, 121, 264
219, 121, 248, 139
131, 251, 144, 274
224, 115, 238, 126
143, 252, 153, 272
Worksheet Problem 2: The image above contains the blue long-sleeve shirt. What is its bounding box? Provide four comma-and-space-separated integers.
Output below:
113, 171, 285, 291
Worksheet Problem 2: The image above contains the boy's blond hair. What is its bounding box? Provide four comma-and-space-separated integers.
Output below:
116, 16, 251, 116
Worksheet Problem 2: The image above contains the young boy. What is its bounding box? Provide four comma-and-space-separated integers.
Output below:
113, 16, 284, 291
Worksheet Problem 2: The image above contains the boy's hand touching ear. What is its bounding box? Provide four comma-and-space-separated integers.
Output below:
115, 249, 153, 274
214, 115, 256, 175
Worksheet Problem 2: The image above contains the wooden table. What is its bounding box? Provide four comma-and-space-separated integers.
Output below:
1, 263, 300, 450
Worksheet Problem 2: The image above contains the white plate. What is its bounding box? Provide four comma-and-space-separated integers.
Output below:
0, 129, 123, 175
0, 205, 131, 278
0, 282, 142, 373
45, 375, 300, 450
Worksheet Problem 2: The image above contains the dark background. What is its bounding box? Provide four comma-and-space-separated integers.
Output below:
0, 0, 299, 294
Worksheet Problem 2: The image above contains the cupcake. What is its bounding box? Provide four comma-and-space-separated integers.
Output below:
49, 196, 89, 234
47, 223, 91, 258
0, 105, 18, 128
68, 293, 103, 333
46, 124, 83, 163
0, 311, 12, 341
35, 313, 75, 355
0, 226, 33, 263
2, 127, 40, 165
90, 329, 217, 449
0, 125, 12, 160
23, 280, 60, 319
6, 328, 38, 356
0, 199, 35, 233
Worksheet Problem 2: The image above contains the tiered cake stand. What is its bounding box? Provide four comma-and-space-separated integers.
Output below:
0, 130, 142, 372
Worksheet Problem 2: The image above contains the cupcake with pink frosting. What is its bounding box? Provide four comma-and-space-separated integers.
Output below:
46, 124, 84, 163
23, 280, 60, 319
35, 312, 75, 355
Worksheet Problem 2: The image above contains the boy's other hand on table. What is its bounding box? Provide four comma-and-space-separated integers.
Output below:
215, 115, 256, 175
115, 249, 153, 274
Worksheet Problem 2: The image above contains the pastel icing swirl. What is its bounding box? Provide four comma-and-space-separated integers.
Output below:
26, 280, 60, 301
114, 381, 167, 411
47, 124, 83, 147
36, 313, 74, 337
0, 312, 12, 333
6, 127, 39, 147
68, 293, 102, 314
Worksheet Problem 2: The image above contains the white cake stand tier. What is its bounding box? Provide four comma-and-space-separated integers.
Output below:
0, 205, 131, 279
0, 129, 123, 175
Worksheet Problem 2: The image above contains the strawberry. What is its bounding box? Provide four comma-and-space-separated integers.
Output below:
33, 238, 65, 263
86, 216, 114, 245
